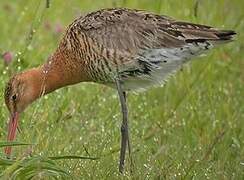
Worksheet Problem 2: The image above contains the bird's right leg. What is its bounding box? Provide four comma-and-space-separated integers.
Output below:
115, 78, 132, 173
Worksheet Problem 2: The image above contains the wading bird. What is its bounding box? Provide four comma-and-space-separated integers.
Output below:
4, 8, 235, 173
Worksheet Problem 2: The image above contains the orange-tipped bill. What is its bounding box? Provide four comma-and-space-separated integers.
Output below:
5, 112, 19, 156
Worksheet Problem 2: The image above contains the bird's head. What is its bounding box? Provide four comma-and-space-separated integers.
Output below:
4, 69, 42, 156
5, 75, 32, 114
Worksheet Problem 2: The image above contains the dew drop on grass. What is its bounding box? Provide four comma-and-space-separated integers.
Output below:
3, 70, 7, 75
205, 173, 210, 179
101, 126, 105, 132
112, 94, 117, 99
17, 66, 21, 70
112, 114, 118, 120
182, 118, 186, 126
153, 137, 158, 142
27, 45, 33, 51
143, 163, 149, 168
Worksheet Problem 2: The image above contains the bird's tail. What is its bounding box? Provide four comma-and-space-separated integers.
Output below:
184, 29, 236, 45
211, 30, 236, 44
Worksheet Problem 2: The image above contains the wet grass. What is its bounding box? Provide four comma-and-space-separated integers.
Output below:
0, 0, 243, 179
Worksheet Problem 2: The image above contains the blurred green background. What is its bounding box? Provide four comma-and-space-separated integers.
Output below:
0, 0, 243, 179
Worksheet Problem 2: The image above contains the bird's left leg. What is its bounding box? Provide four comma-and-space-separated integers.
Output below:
115, 78, 132, 173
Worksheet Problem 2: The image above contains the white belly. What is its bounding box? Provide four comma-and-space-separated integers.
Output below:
115, 42, 213, 91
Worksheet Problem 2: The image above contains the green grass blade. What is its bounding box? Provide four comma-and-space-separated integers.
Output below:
0, 155, 71, 179
0, 158, 16, 166
49, 155, 99, 161
0, 142, 33, 148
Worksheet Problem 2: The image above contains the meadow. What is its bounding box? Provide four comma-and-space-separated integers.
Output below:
0, 0, 243, 179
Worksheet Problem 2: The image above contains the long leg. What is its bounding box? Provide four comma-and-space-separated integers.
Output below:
115, 78, 132, 173
123, 92, 133, 172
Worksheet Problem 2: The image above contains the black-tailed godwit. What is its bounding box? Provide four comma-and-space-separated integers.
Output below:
4, 8, 236, 173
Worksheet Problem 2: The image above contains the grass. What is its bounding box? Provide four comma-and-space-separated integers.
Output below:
0, 0, 243, 179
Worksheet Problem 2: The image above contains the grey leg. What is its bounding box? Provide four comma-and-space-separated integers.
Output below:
123, 92, 133, 172
115, 78, 132, 173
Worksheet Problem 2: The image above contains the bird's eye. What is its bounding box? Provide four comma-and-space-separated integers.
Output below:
12, 94, 17, 101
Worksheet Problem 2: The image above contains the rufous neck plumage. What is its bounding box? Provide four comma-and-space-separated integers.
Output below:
22, 50, 90, 103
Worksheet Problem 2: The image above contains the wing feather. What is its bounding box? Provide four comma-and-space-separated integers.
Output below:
64, 8, 235, 91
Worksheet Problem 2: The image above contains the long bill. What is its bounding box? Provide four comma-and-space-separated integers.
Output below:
4, 112, 19, 156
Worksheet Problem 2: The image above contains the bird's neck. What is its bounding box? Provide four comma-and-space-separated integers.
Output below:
25, 50, 89, 100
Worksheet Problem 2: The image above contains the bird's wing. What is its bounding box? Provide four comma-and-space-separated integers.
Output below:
70, 8, 181, 55
70, 8, 234, 56
65, 8, 235, 90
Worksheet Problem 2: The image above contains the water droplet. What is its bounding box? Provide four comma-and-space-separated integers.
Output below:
17, 66, 21, 70
27, 45, 33, 51
143, 164, 148, 168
